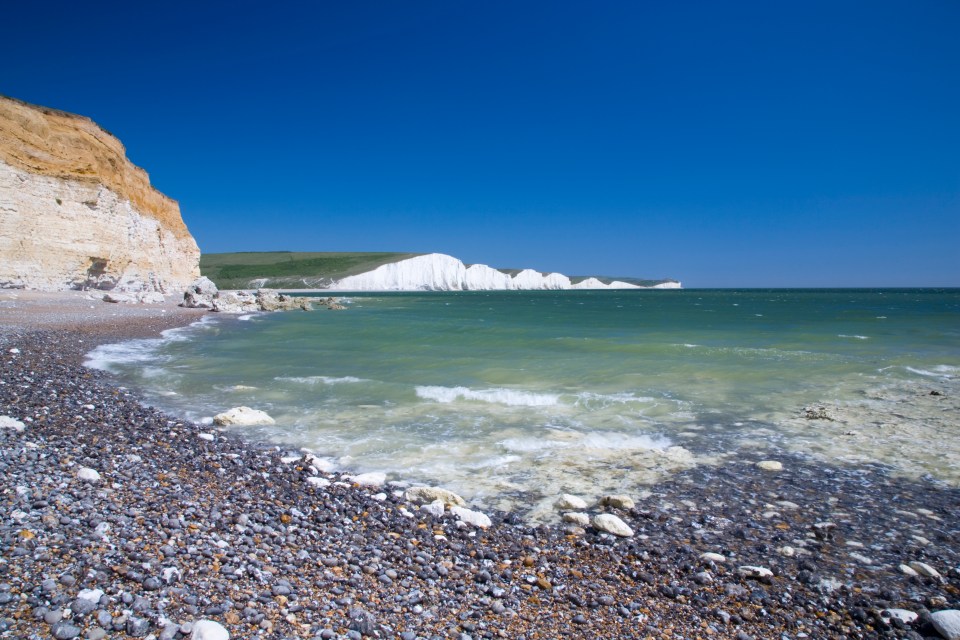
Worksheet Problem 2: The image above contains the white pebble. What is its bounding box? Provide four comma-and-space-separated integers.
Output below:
198, 433, 215, 441
76, 467, 101, 483
700, 552, 726, 563
755, 460, 783, 471
737, 565, 773, 579
909, 561, 941, 578
0, 416, 26, 432
306, 476, 330, 489
451, 506, 492, 529
932, 610, 960, 640
191, 620, 230, 640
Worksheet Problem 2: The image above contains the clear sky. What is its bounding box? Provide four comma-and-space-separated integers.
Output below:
3, 1, 958, 286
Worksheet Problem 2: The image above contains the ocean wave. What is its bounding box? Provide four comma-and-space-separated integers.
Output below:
906, 365, 957, 379
85, 314, 220, 371
278, 375, 367, 385
415, 385, 560, 407
501, 430, 672, 454
838, 334, 869, 340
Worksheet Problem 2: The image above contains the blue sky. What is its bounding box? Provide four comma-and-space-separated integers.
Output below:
3, 1, 958, 286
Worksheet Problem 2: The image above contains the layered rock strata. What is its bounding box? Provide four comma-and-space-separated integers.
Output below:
0, 96, 200, 292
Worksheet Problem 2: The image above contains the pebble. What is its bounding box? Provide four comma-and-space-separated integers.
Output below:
592, 513, 634, 537
554, 494, 588, 510
404, 486, 466, 506
562, 511, 590, 527
755, 460, 783, 471
600, 494, 635, 509
76, 466, 101, 482
0, 416, 25, 432
909, 560, 941, 578
191, 619, 230, 640
450, 505, 492, 528
932, 610, 960, 640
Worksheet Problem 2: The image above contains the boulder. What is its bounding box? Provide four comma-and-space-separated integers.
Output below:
592, 513, 633, 537
212, 406, 275, 426
191, 276, 219, 296
405, 486, 466, 507
211, 291, 259, 314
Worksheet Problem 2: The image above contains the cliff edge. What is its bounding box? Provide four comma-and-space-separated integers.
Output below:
0, 95, 200, 292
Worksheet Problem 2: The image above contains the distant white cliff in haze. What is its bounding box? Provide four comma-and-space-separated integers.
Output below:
328, 253, 681, 291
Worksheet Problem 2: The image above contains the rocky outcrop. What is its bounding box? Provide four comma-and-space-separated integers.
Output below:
179, 277, 339, 313
329, 253, 682, 291
0, 96, 200, 292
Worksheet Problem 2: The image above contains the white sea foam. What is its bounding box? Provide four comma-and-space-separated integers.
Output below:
906, 366, 957, 379
838, 334, 870, 340
278, 375, 367, 385
501, 430, 672, 454
415, 385, 560, 407
85, 315, 220, 371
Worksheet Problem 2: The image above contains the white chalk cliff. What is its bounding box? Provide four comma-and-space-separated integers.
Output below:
0, 96, 200, 292
329, 253, 681, 291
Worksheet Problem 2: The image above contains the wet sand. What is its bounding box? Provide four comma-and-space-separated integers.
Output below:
1, 293, 958, 639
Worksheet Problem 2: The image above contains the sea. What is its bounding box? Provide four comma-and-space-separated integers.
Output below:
87, 289, 960, 521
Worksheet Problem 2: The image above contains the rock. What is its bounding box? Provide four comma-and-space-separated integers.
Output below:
881, 609, 918, 624
756, 460, 783, 471
932, 610, 960, 640
306, 476, 331, 488
191, 620, 230, 640
737, 566, 773, 579
182, 289, 214, 309
211, 291, 258, 314
420, 500, 445, 518
555, 494, 588, 510
451, 506, 492, 529
562, 512, 590, 527
700, 552, 726, 563
139, 291, 165, 304
76, 466, 101, 483
349, 472, 387, 487
0, 416, 25, 432
592, 513, 634, 537
600, 494, 635, 509
103, 292, 137, 304
909, 561, 941, 578
0, 96, 200, 292
404, 486, 466, 507
306, 455, 336, 473
212, 406, 275, 426
50, 621, 81, 639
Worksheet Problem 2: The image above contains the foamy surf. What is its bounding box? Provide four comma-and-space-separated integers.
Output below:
415, 385, 560, 407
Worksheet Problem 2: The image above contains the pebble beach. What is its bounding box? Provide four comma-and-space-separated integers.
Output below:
2, 294, 959, 640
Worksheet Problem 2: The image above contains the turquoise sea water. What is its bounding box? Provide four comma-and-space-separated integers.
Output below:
89, 289, 960, 518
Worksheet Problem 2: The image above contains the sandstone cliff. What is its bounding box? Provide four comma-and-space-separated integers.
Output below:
0, 96, 200, 292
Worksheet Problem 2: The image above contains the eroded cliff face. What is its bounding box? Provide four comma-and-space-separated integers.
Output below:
0, 96, 200, 292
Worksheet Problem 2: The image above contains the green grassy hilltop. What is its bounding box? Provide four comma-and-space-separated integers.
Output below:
200, 252, 421, 289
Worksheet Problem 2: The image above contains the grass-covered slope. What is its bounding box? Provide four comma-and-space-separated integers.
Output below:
200, 252, 421, 289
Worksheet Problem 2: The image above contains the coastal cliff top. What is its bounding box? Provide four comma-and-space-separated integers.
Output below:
0, 95, 191, 240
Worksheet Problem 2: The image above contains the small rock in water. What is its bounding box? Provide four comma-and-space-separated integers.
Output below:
931, 610, 960, 640
450, 506, 492, 528
555, 494, 588, 510
191, 619, 230, 640
212, 406, 275, 426
600, 494, 635, 509
592, 513, 634, 537
562, 512, 590, 527
76, 467, 101, 483
405, 486, 466, 507
350, 472, 387, 487
755, 461, 783, 472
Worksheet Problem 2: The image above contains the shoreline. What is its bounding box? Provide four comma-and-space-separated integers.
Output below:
1, 294, 958, 639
